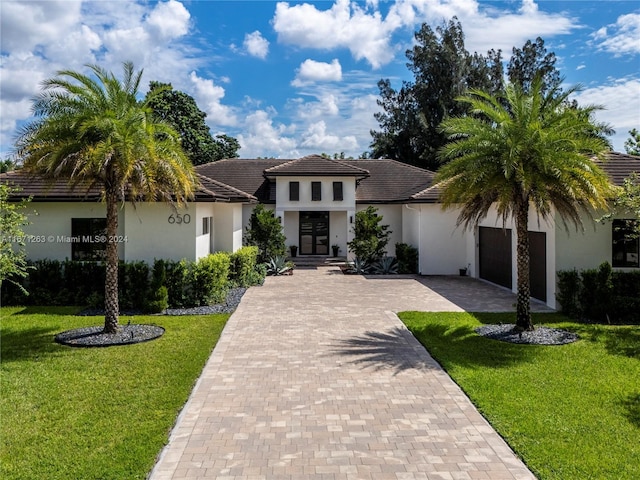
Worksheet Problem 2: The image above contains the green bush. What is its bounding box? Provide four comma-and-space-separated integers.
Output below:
191, 253, 230, 306
229, 246, 259, 287
164, 259, 190, 308
119, 261, 150, 310
244, 204, 286, 264
146, 259, 168, 313
556, 269, 580, 318
347, 206, 391, 265
557, 262, 639, 324
396, 243, 418, 274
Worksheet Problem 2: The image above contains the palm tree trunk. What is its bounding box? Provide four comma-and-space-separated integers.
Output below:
103, 186, 119, 334
515, 200, 533, 331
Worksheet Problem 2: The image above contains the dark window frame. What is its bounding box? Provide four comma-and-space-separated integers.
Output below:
202, 216, 211, 235
311, 181, 321, 201
612, 219, 639, 268
289, 181, 300, 201
333, 181, 343, 201
71, 218, 107, 261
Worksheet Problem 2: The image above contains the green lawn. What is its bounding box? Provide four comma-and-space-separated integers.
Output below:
399, 311, 640, 480
0, 306, 229, 480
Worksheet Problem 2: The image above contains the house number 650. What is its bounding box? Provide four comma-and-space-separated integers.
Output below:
168, 213, 191, 224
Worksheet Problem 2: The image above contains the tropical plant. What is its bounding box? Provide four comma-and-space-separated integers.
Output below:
0, 184, 33, 293
372, 256, 399, 275
347, 206, 391, 265
348, 257, 370, 275
266, 255, 293, 276
14, 62, 197, 333
244, 204, 286, 263
436, 76, 613, 331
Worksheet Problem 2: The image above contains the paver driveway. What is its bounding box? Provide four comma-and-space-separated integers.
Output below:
149, 268, 540, 479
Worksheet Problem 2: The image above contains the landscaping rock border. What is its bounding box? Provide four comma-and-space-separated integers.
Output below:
55, 324, 165, 348
475, 324, 579, 345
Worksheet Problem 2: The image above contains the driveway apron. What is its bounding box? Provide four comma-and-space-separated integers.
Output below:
149, 268, 538, 479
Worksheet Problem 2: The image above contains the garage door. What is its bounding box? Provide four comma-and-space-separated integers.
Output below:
479, 227, 512, 289
479, 227, 547, 303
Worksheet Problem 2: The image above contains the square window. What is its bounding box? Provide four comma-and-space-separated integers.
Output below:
311, 182, 321, 201
289, 181, 299, 201
333, 181, 343, 201
71, 218, 107, 261
612, 219, 639, 268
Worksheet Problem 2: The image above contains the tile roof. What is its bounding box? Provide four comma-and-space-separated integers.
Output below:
596, 152, 640, 186
195, 158, 285, 203
0, 169, 249, 203
341, 159, 436, 203
410, 151, 640, 202
264, 155, 370, 178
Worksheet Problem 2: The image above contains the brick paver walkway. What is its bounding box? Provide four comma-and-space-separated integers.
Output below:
149, 268, 538, 479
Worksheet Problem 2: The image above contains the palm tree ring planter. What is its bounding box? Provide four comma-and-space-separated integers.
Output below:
55, 324, 164, 348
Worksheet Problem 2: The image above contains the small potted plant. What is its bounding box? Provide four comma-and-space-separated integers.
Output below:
331, 244, 341, 257
289, 245, 298, 257
459, 263, 470, 276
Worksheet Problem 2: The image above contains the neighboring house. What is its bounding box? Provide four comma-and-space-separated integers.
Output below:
2, 153, 638, 309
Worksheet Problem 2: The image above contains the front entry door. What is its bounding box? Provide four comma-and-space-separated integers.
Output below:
299, 212, 329, 255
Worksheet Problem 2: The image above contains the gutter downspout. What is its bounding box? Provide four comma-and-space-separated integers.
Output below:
404, 203, 421, 275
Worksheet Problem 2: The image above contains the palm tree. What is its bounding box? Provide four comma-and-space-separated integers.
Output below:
15, 62, 197, 333
436, 77, 613, 331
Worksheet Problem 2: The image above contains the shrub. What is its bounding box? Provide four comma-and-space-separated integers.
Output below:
372, 256, 398, 274
347, 206, 391, 265
146, 259, 168, 313
119, 261, 150, 310
266, 256, 293, 276
164, 259, 190, 308
244, 204, 286, 263
396, 243, 418, 274
191, 253, 230, 306
556, 269, 580, 318
229, 246, 259, 287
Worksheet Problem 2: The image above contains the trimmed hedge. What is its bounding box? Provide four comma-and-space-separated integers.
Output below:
557, 262, 640, 324
395, 243, 419, 274
1, 252, 265, 311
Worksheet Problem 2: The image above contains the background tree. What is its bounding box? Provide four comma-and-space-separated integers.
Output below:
15, 62, 197, 333
347, 206, 391, 265
599, 172, 640, 239
625, 129, 640, 155
0, 184, 32, 292
370, 20, 566, 171
370, 18, 503, 170
244, 204, 286, 264
145, 82, 240, 165
0, 158, 15, 173
436, 77, 613, 331
508, 37, 561, 95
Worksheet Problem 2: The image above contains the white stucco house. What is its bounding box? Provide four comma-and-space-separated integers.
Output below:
3, 152, 639, 309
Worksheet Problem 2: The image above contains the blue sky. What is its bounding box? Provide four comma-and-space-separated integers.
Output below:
1, 0, 638, 160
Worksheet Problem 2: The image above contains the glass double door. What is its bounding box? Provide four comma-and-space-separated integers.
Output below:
299, 211, 329, 255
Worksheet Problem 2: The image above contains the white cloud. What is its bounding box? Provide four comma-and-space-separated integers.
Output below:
237, 110, 298, 158
296, 93, 340, 119
292, 59, 342, 86
273, 0, 395, 68
189, 72, 238, 127
146, 0, 190, 41
573, 77, 640, 152
273, 0, 580, 66
591, 13, 640, 57
243, 31, 269, 59
300, 120, 358, 151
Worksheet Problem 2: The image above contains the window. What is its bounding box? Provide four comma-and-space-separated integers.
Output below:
311, 181, 321, 201
612, 219, 639, 267
202, 217, 212, 235
71, 218, 107, 261
333, 181, 343, 201
289, 181, 299, 201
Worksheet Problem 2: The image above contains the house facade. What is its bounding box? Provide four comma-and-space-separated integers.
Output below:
3, 153, 639, 309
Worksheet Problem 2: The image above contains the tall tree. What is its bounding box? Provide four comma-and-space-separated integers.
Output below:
625, 128, 640, 155
436, 77, 613, 331
145, 82, 239, 165
508, 37, 561, 95
15, 62, 197, 333
370, 18, 503, 170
